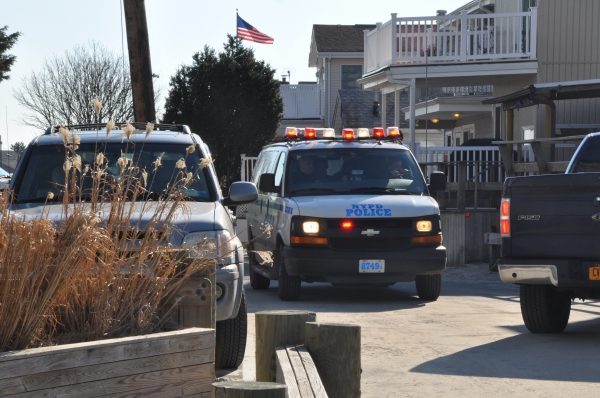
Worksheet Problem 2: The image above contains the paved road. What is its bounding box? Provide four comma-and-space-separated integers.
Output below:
228, 263, 600, 397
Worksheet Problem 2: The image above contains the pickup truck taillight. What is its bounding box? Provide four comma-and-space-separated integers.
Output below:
500, 198, 510, 237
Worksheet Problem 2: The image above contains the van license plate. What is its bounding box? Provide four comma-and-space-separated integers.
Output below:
589, 266, 600, 280
359, 260, 385, 273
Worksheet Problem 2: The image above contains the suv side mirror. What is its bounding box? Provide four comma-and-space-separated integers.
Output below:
223, 181, 258, 206
428, 171, 446, 192
258, 173, 281, 194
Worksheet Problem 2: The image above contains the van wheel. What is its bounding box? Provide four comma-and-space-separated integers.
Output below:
215, 289, 248, 369
520, 284, 571, 333
415, 274, 441, 301
248, 243, 270, 290
276, 245, 301, 301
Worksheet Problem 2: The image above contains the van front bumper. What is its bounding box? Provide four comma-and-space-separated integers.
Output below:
282, 245, 446, 284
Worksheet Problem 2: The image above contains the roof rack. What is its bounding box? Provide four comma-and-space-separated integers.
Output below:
44, 123, 191, 135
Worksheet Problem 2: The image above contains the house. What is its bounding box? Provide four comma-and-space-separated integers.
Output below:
359, 0, 600, 154
277, 24, 443, 146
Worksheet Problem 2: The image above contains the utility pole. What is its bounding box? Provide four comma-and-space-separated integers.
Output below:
123, 0, 156, 123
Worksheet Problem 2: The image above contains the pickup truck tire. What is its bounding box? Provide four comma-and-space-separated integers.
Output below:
415, 274, 441, 301
215, 289, 248, 369
520, 284, 571, 333
276, 245, 301, 301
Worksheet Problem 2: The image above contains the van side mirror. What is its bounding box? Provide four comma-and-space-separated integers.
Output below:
223, 181, 258, 206
428, 171, 446, 192
258, 173, 281, 194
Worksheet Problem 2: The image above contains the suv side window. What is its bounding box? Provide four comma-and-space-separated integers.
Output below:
273, 152, 286, 188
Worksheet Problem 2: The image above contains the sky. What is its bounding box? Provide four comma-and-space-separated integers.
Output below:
1, 0, 467, 148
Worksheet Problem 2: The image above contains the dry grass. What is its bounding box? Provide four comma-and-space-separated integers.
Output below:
0, 123, 214, 352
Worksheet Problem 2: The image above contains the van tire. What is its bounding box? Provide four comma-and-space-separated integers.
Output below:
215, 289, 248, 369
520, 284, 571, 333
415, 274, 441, 301
276, 245, 301, 301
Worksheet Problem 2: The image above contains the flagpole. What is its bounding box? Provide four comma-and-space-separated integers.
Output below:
236, 9, 238, 38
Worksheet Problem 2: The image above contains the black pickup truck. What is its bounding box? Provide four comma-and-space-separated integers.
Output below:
498, 132, 600, 333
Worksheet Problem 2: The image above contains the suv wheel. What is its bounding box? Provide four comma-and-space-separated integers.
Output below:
276, 245, 301, 301
520, 284, 571, 333
248, 241, 270, 290
415, 274, 441, 301
215, 289, 248, 369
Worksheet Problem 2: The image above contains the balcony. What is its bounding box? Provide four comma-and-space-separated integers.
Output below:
364, 9, 538, 74
280, 83, 323, 119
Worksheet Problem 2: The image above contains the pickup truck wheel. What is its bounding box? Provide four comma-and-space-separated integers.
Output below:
276, 245, 301, 301
248, 244, 270, 290
520, 284, 571, 333
215, 289, 248, 369
415, 274, 441, 301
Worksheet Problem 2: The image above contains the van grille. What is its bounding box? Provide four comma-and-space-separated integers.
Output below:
329, 237, 410, 251
326, 218, 412, 229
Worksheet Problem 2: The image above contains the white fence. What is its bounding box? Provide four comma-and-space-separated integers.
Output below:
280, 84, 323, 119
365, 8, 538, 73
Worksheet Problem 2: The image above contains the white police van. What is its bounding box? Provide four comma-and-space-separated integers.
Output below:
247, 126, 447, 301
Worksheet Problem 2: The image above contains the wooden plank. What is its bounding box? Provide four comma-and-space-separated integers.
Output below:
0, 378, 25, 395
546, 162, 569, 173
20, 348, 214, 392
530, 142, 548, 174
285, 346, 314, 398
8, 380, 107, 398
108, 377, 214, 398
171, 278, 212, 306
512, 162, 540, 173
295, 346, 327, 398
275, 347, 301, 398
212, 381, 287, 398
102, 363, 213, 395
0, 329, 214, 380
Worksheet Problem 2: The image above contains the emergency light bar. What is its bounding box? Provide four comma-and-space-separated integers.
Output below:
283, 127, 403, 142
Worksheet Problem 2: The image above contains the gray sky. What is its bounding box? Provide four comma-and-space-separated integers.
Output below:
1, 0, 467, 148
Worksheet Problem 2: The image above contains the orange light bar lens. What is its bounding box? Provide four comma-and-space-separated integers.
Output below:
341, 221, 354, 229
285, 127, 298, 140
305, 128, 317, 139
342, 128, 355, 141
412, 235, 443, 244
387, 127, 403, 141
291, 236, 328, 245
372, 127, 385, 139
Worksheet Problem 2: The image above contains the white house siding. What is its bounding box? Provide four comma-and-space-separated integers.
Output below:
320, 58, 364, 130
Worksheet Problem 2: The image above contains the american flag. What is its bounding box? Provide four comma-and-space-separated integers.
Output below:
237, 15, 274, 44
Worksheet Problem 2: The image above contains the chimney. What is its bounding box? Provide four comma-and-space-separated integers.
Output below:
436, 10, 447, 16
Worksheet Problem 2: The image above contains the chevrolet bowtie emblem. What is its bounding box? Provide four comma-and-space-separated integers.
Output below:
361, 229, 380, 237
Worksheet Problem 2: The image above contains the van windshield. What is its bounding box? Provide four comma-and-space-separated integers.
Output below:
15, 142, 213, 203
285, 148, 427, 196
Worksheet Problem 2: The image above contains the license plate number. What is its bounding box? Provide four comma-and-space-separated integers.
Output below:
589, 266, 600, 280
359, 260, 385, 273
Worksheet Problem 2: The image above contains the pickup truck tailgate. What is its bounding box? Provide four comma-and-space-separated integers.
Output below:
505, 173, 600, 259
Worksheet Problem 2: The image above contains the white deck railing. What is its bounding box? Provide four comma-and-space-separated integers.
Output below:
280, 84, 323, 119
365, 8, 538, 73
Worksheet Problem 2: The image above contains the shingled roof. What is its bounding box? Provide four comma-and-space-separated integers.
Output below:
313, 25, 376, 53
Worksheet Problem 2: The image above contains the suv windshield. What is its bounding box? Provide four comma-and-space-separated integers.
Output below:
15, 142, 213, 203
285, 148, 426, 196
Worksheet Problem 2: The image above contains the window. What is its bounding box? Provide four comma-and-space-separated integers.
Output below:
523, 126, 534, 140
273, 152, 286, 187
341, 65, 363, 90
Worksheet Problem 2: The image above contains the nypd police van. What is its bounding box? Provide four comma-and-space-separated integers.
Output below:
246, 127, 447, 301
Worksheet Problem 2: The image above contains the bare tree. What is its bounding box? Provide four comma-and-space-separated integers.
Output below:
13, 42, 162, 129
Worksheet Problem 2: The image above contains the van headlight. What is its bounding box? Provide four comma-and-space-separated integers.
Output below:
182, 230, 236, 264
415, 220, 433, 232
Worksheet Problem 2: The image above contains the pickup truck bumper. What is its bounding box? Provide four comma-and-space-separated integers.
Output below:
282, 245, 446, 285
498, 259, 600, 289
215, 240, 245, 322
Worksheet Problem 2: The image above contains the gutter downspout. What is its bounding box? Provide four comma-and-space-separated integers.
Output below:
327, 55, 331, 127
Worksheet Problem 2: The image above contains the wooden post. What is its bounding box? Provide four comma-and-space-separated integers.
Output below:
123, 0, 156, 123
305, 322, 361, 398
212, 381, 287, 398
255, 310, 317, 382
